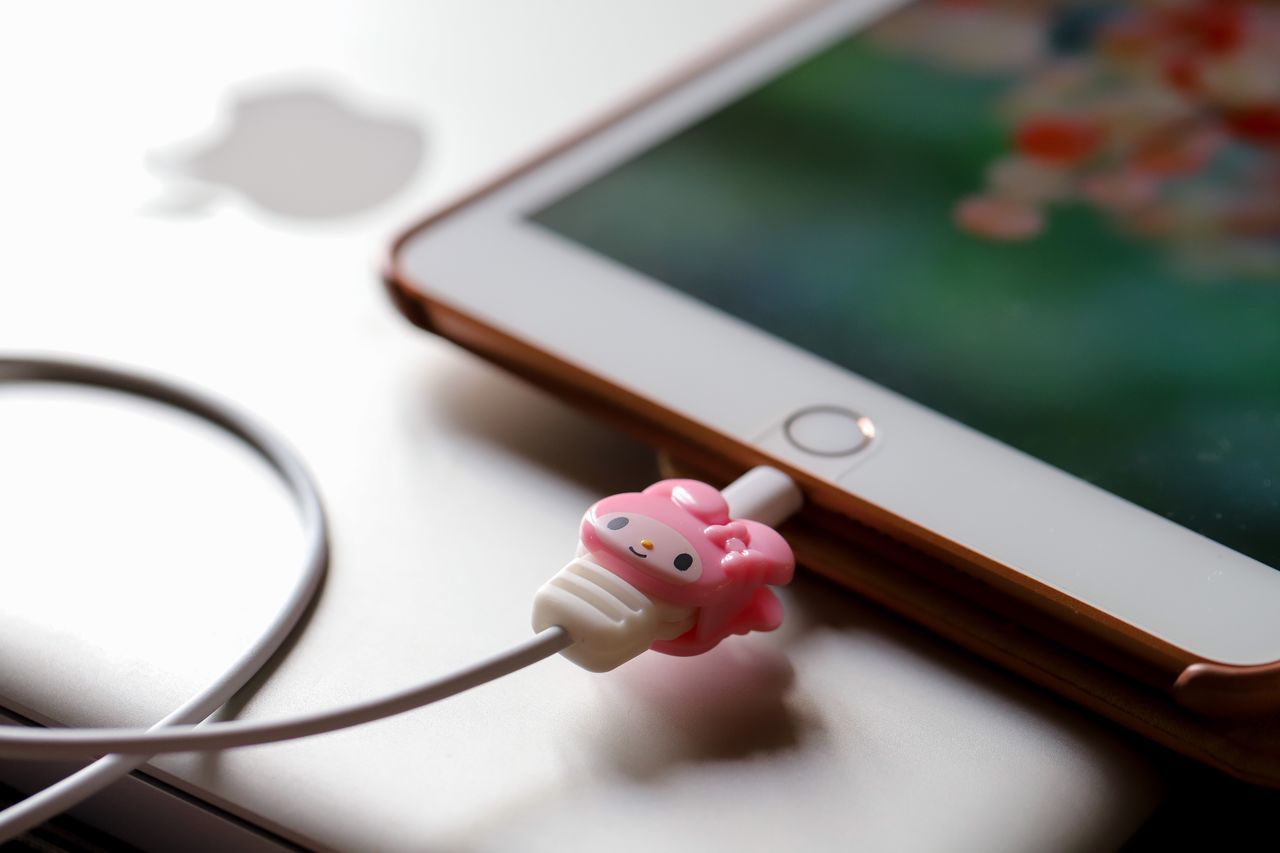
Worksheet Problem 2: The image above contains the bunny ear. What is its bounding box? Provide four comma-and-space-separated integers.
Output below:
704, 522, 751, 550
643, 478, 729, 524
730, 521, 795, 586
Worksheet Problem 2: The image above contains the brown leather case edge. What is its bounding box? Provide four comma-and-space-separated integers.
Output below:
1174, 663, 1280, 719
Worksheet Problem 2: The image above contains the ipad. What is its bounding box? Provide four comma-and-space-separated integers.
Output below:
387, 0, 1280, 713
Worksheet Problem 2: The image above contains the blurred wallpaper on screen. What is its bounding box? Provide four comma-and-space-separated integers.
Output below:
534, 1, 1280, 568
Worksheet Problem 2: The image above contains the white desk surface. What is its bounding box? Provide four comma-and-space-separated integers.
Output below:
0, 2, 1160, 850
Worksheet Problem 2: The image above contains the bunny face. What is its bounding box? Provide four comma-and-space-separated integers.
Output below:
589, 510, 704, 584
580, 480, 731, 599
576, 477, 796, 655
579, 477, 794, 605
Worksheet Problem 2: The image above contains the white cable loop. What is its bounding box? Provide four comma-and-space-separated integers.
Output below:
0, 355, 568, 840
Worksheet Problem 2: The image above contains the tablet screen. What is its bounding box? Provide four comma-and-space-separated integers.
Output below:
532, 0, 1280, 571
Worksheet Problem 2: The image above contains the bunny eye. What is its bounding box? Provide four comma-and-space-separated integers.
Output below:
606, 516, 629, 530
673, 553, 693, 571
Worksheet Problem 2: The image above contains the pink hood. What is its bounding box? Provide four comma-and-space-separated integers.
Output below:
580, 479, 794, 655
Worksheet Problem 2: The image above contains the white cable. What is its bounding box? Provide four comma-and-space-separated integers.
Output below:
0, 356, 573, 842
0, 628, 571, 760
0, 355, 796, 841
0, 354, 332, 841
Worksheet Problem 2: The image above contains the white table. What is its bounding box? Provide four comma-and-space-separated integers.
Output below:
0, 2, 1161, 849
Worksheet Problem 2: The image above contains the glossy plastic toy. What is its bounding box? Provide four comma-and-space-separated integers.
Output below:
532, 478, 795, 671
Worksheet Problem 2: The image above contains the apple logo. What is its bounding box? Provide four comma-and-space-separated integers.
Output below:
149, 83, 425, 220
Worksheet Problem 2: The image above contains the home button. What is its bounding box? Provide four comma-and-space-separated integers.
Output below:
783, 406, 875, 457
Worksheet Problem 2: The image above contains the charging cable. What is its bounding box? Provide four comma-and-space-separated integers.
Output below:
0, 355, 332, 839
0, 355, 801, 840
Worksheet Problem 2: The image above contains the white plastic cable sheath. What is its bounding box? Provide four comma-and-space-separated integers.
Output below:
0, 628, 572, 760
0, 354, 332, 840
0, 356, 574, 841
0, 355, 794, 840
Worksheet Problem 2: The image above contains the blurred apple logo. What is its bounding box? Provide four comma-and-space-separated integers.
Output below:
149, 84, 424, 220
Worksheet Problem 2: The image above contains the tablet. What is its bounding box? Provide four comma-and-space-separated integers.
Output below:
389, 0, 1280, 713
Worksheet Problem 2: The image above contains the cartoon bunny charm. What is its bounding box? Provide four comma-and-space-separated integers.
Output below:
532, 479, 795, 671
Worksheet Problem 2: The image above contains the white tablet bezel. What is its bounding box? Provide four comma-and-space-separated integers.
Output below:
393, 0, 1280, 666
